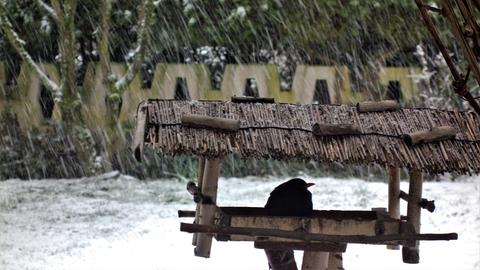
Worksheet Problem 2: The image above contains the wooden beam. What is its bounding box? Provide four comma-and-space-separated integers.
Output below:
311, 123, 361, 137
402, 170, 423, 264
181, 114, 240, 131
254, 241, 346, 252
302, 251, 329, 270
328, 252, 344, 270
192, 157, 205, 246
402, 126, 457, 146
180, 223, 457, 244
387, 166, 400, 250
194, 158, 220, 258
357, 100, 400, 112
132, 103, 147, 161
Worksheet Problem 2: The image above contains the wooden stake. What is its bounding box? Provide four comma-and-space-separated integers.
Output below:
387, 167, 400, 250
328, 252, 344, 270
194, 158, 220, 258
192, 157, 206, 246
301, 251, 329, 270
403, 126, 457, 146
402, 170, 423, 264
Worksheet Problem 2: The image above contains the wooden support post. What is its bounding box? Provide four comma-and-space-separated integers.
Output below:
192, 157, 206, 246
194, 158, 220, 258
132, 103, 147, 162
387, 167, 400, 250
328, 252, 344, 270
402, 170, 423, 264
301, 251, 329, 270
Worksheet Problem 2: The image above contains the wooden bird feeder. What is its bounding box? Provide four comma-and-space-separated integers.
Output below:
133, 99, 480, 268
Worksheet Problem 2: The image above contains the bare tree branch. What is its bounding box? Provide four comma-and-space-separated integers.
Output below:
114, 0, 154, 92
0, 2, 60, 96
36, 0, 58, 21
98, 0, 112, 76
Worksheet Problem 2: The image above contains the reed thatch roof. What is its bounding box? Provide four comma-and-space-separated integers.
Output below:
135, 99, 480, 175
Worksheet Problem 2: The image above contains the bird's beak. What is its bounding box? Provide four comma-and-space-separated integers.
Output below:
306, 182, 315, 188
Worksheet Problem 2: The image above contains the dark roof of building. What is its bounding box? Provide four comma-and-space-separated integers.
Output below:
135, 99, 480, 175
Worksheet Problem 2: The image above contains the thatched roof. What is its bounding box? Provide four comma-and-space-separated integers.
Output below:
135, 99, 480, 175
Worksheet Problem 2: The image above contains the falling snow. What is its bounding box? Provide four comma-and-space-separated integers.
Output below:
0, 173, 478, 270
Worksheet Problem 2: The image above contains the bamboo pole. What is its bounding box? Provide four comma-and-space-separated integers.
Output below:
402, 170, 423, 264
192, 157, 206, 246
194, 158, 220, 258
387, 167, 400, 250
301, 251, 329, 270
328, 252, 343, 270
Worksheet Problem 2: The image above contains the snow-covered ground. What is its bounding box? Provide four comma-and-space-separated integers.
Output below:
0, 173, 479, 270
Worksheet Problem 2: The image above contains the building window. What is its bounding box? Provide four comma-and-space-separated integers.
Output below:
244, 78, 259, 97
312, 79, 331, 104
174, 77, 190, 100
39, 84, 54, 119
387, 80, 401, 100
141, 61, 154, 89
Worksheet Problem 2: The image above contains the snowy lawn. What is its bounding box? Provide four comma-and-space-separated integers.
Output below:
0, 173, 479, 270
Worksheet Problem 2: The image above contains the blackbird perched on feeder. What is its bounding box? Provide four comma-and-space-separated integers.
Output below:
263, 178, 315, 270
265, 178, 314, 216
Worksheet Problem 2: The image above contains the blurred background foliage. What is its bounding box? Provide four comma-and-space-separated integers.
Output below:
0, 0, 452, 65
0, 0, 472, 180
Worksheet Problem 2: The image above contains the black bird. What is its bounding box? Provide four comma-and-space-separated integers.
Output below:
263, 178, 315, 270
265, 178, 314, 217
